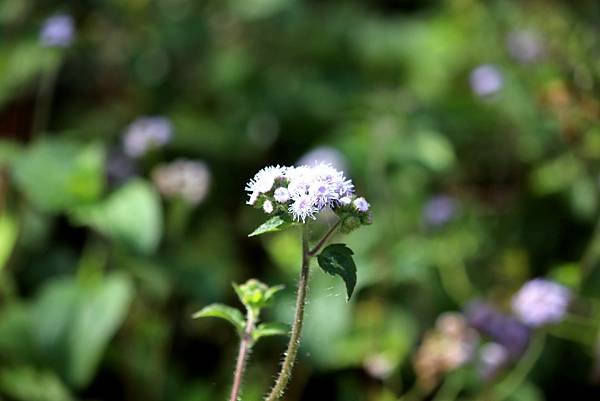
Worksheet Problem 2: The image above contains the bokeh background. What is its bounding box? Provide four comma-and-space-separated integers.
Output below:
1, 0, 600, 400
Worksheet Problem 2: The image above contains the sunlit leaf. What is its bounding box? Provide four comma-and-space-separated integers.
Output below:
252, 322, 288, 341
192, 304, 245, 335
248, 216, 296, 237
0, 212, 18, 272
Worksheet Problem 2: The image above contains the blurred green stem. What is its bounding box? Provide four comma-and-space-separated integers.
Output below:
265, 225, 311, 401
489, 333, 545, 401
432, 371, 464, 401
32, 61, 60, 137
230, 309, 256, 401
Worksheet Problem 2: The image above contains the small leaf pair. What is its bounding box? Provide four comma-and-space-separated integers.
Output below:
192, 279, 287, 343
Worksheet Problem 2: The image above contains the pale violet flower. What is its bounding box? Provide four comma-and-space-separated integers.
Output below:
289, 195, 318, 223
424, 195, 457, 226
511, 279, 571, 327
40, 14, 75, 48
274, 187, 290, 203
263, 200, 274, 214
123, 116, 172, 158
297, 146, 347, 172
506, 30, 544, 64
470, 64, 503, 97
353, 197, 370, 212
245, 162, 369, 223
339, 196, 352, 206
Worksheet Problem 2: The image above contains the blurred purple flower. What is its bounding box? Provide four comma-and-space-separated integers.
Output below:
506, 30, 544, 64
40, 14, 75, 48
470, 64, 503, 97
297, 146, 348, 172
122, 116, 172, 158
424, 195, 457, 226
479, 342, 509, 379
466, 301, 530, 358
512, 278, 570, 327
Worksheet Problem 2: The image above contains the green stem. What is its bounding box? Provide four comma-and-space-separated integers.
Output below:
264, 225, 311, 401
491, 333, 545, 401
230, 309, 256, 401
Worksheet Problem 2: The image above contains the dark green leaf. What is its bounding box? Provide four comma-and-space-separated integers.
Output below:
253, 322, 288, 341
248, 216, 295, 237
316, 243, 357, 301
192, 304, 245, 335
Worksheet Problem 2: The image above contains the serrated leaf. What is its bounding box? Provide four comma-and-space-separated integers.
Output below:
192, 304, 245, 335
248, 216, 295, 237
317, 243, 357, 301
253, 322, 288, 341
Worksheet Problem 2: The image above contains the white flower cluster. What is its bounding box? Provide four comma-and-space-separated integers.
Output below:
245, 163, 369, 222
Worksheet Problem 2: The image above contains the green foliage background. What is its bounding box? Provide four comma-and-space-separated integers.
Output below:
1, 0, 600, 400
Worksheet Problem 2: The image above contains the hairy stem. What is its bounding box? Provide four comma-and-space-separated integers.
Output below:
265, 225, 311, 401
230, 310, 256, 401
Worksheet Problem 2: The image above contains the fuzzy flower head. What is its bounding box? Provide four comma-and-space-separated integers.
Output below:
123, 116, 172, 158
40, 14, 75, 48
245, 165, 287, 205
245, 162, 369, 225
511, 279, 571, 327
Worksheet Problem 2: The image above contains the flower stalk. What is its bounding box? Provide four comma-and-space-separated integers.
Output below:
230, 309, 257, 401
265, 225, 311, 401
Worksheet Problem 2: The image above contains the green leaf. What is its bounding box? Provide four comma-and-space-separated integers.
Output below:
248, 216, 295, 237
68, 274, 133, 387
12, 139, 104, 212
0, 366, 74, 401
73, 180, 162, 254
316, 243, 357, 301
192, 304, 245, 335
32, 274, 133, 388
253, 322, 288, 341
